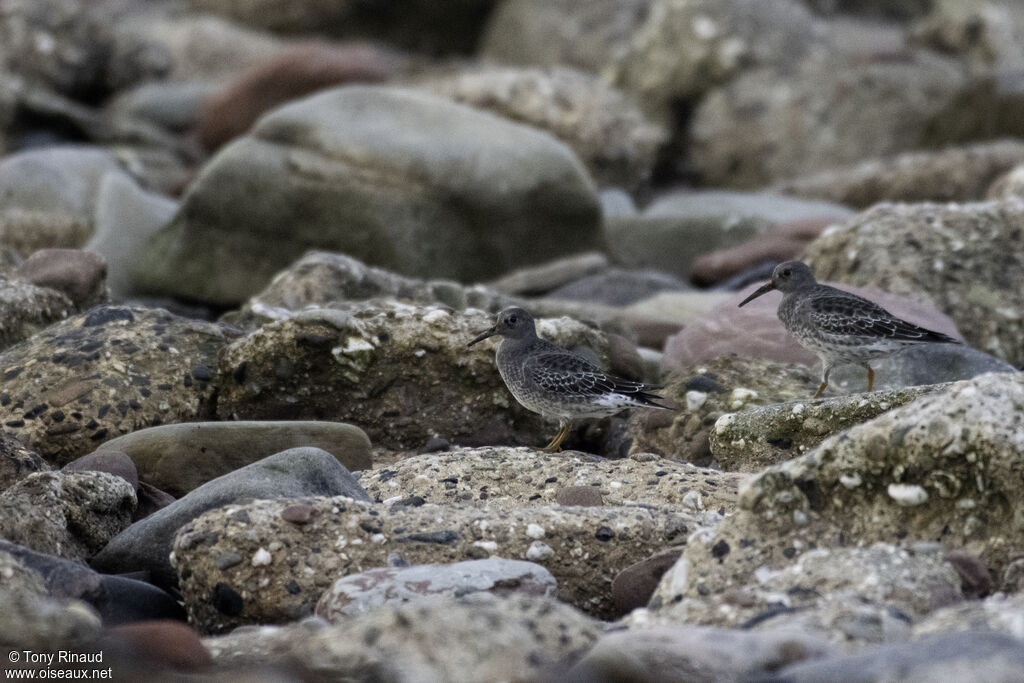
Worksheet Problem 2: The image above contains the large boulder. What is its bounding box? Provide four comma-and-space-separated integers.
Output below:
133, 86, 601, 305
0, 306, 228, 466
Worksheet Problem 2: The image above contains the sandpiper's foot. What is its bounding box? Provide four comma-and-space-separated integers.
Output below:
813, 382, 827, 399
866, 366, 875, 392
541, 422, 571, 453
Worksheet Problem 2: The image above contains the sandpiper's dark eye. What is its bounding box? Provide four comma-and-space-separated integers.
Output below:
781, 268, 791, 278
507, 315, 518, 325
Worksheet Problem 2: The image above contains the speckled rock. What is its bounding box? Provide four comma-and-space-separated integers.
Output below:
215, 302, 614, 451
774, 140, 1024, 208
709, 383, 949, 471
626, 356, 820, 466
607, 0, 827, 112
567, 625, 834, 683
172, 495, 701, 631
914, 592, 1024, 639
766, 631, 1024, 682
0, 471, 135, 561
360, 447, 746, 515
231, 250, 519, 329
0, 551, 101, 651
649, 543, 962, 636
134, 86, 601, 305
205, 594, 602, 681
91, 447, 367, 590
97, 421, 372, 497
803, 200, 1024, 366
415, 65, 666, 190
0, 431, 49, 492
673, 372, 1024, 611
0, 305, 228, 466
691, 53, 993, 187
0, 275, 75, 351
316, 558, 557, 621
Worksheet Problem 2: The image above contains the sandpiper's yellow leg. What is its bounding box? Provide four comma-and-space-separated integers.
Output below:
542, 421, 571, 453
866, 366, 874, 392
813, 366, 831, 399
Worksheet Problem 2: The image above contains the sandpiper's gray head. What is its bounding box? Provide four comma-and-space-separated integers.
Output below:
467, 307, 537, 346
737, 261, 817, 307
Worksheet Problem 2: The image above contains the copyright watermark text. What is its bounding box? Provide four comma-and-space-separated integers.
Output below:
5, 650, 111, 679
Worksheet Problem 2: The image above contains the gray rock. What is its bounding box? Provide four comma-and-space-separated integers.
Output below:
674, 372, 1024, 609
804, 200, 1024, 367
414, 65, 666, 191
205, 594, 602, 681
63, 449, 139, 492
133, 86, 601, 305
0, 305, 227, 466
710, 383, 948, 471
233, 250, 519, 328
914, 592, 1024, 638
0, 276, 74, 353
627, 355, 821, 466
0, 433, 49, 492
651, 543, 962, 635
215, 302, 615, 451
764, 631, 1024, 683
86, 171, 178, 299
987, 161, 1024, 199
96, 421, 372, 497
0, 471, 136, 561
13, 248, 107, 309
774, 140, 1024, 208
605, 191, 852, 280
106, 80, 222, 132
316, 558, 557, 620
548, 268, 691, 306
691, 53, 993, 187
608, 0, 827, 112
91, 447, 368, 590
0, 540, 184, 625
567, 625, 834, 683
360, 447, 746, 515
171, 494, 701, 631
480, 0, 651, 74
0, 146, 130, 253
0, 551, 101, 652
489, 252, 610, 297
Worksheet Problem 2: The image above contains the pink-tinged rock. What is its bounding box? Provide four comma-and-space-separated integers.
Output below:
13, 249, 107, 309
663, 281, 962, 372
315, 558, 556, 622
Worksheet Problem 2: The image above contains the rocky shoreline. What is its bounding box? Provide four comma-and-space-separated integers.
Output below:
2, 0, 1024, 681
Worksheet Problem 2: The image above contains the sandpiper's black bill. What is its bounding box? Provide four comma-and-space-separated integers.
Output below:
738, 281, 776, 308
467, 326, 497, 347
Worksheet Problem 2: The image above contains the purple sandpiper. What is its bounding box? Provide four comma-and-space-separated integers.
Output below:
738, 261, 961, 398
468, 307, 670, 452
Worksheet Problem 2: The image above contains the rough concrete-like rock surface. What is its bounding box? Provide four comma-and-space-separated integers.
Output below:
709, 383, 948, 471
0, 275, 74, 352
0, 433, 49, 492
0, 471, 135, 561
172, 495, 701, 632
650, 543, 962, 631
675, 372, 1024, 607
0, 306, 227, 465
775, 140, 1024, 208
215, 302, 614, 451
803, 200, 1024, 366
360, 447, 745, 515
316, 558, 557, 620
627, 356, 820, 466
205, 595, 603, 682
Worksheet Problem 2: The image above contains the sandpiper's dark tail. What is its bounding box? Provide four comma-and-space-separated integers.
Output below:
613, 380, 673, 410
